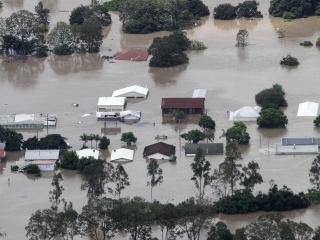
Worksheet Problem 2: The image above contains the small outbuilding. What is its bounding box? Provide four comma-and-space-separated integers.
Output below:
297, 102, 319, 117
76, 148, 100, 160
23, 149, 60, 171
229, 106, 261, 121
185, 143, 224, 157
161, 98, 205, 115
111, 148, 134, 162
96, 97, 126, 119
275, 144, 319, 155
119, 110, 141, 122
112, 85, 149, 98
143, 142, 176, 160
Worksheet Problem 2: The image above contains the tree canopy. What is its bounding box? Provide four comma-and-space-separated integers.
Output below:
214, 1, 263, 20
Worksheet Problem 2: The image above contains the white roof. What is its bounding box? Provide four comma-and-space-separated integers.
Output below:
25, 149, 60, 161
192, 89, 207, 98
112, 85, 149, 97
111, 148, 134, 162
98, 97, 126, 106
15, 114, 35, 123
76, 148, 99, 160
229, 106, 261, 121
119, 110, 141, 118
297, 102, 319, 117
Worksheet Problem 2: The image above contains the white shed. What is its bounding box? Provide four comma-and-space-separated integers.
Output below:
119, 111, 141, 122
112, 85, 149, 98
192, 89, 207, 98
110, 148, 134, 162
96, 97, 126, 119
229, 106, 261, 121
76, 148, 100, 160
297, 102, 319, 117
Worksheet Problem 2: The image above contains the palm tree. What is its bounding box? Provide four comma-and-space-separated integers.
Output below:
80, 134, 89, 148
93, 134, 101, 149
87, 134, 94, 148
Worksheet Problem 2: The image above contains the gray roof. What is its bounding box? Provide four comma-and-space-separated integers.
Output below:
281, 138, 320, 146
185, 143, 224, 156
25, 149, 60, 161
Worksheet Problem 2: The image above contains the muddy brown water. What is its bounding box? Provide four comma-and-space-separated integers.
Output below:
1, 0, 320, 239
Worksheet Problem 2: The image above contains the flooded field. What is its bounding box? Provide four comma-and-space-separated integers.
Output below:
1, 0, 320, 239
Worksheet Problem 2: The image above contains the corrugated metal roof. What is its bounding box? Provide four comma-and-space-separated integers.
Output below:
97, 97, 126, 106
111, 148, 134, 161
192, 89, 207, 98
185, 143, 224, 156
281, 138, 320, 146
161, 98, 205, 109
25, 150, 60, 161
112, 85, 149, 97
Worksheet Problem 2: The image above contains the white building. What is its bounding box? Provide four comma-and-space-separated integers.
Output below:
297, 102, 319, 117
96, 97, 126, 119
112, 85, 149, 98
76, 148, 100, 160
110, 148, 134, 162
229, 106, 261, 121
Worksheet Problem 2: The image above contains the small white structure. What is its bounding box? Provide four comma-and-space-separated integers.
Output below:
297, 102, 319, 117
229, 106, 261, 121
112, 85, 149, 98
96, 97, 126, 119
111, 148, 134, 162
31, 160, 56, 171
275, 144, 319, 155
76, 148, 99, 160
119, 111, 141, 122
192, 89, 207, 98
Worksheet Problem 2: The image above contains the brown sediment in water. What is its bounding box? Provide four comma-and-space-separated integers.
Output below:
1, 0, 320, 239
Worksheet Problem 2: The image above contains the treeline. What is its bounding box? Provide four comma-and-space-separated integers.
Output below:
0, 2, 110, 57
214, 1, 263, 20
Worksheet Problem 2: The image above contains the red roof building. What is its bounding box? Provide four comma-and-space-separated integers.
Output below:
161, 98, 205, 114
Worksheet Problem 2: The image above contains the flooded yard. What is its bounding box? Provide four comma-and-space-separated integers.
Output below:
1, 0, 320, 239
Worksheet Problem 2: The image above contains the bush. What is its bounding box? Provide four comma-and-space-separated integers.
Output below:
53, 44, 73, 55
215, 185, 310, 214
213, 1, 262, 20
257, 107, 288, 128
225, 122, 250, 144
314, 115, 320, 127
255, 84, 287, 108
34, 44, 48, 58
25, 164, 41, 175
269, 0, 320, 19
300, 41, 313, 47
280, 54, 299, 66
190, 40, 207, 50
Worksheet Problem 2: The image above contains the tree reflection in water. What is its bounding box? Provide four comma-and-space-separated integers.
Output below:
149, 64, 188, 86
48, 54, 104, 75
0, 57, 45, 89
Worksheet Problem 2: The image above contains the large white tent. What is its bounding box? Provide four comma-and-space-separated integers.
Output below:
297, 102, 319, 117
111, 148, 134, 162
229, 106, 261, 121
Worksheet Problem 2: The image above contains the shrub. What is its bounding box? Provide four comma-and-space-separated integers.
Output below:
300, 41, 313, 47
257, 107, 288, 128
255, 84, 287, 108
25, 164, 41, 175
314, 115, 320, 127
282, 11, 296, 19
225, 122, 250, 144
99, 136, 110, 150
60, 151, 79, 170
280, 54, 299, 66
53, 44, 73, 55
190, 40, 207, 50
34, 44, 49, 58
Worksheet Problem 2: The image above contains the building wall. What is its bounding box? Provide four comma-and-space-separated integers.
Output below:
147, 153, 171, 160
38, 164, 55, 171
162, 108, 203, 114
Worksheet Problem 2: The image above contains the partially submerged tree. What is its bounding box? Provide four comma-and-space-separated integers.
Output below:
181, 129, 206, 143
280, 54, 299, 67
236, 29, 249, 47
110, 164, 130, 199
310, 155, 320, 191
147, 159, 163, 201
121, 132, 137, 146
257, 107, 288, 128
225, 122, 250, 145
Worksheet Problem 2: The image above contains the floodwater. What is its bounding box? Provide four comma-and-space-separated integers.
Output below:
1, 0, 320, 238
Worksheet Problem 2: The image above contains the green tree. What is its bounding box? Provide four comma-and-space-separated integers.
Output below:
280, 54, 299, 67
240, 161, 263, 191
190, 148, 212, 200
47, 22, 74, 55
49, 172, 64, 209
0, 126, 23, 151
257, 107, 288, 128
173, 110, 186, 123
314, 115, 320, 127
213, 3, 237, 19
80, 133, 89, 148
181, 129, 206, 143
60, 151, 79, 170
310, 155, 320, 191
60, 202, 79, 240
38, 134, 69, 149
99, 136, 110, 150
147, 159, 163, 201
111, 164, 130, 199
199, 115, 216, 131
255, 84, 287, 108
236, 29, 248, 47
207, 221, 233, 240
22, 136, 39, 150
34, 2, 49, 32
121, 132, 137, 146
225, 122, 250, 144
